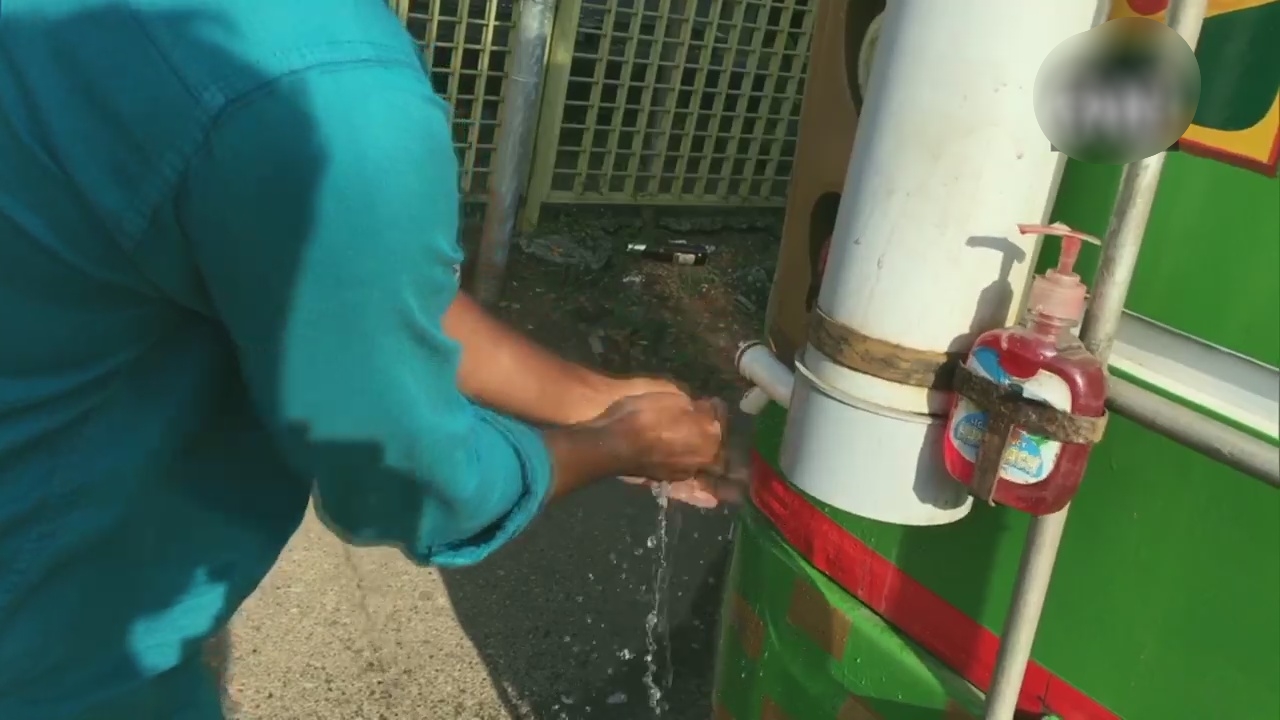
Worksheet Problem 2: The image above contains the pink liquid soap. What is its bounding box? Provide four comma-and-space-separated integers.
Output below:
944, 223, 1108, 515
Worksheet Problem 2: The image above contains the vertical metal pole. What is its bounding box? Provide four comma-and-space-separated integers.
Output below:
474, 0, 557, 304
519, 0, 584, 234
981, 2, 1208, 717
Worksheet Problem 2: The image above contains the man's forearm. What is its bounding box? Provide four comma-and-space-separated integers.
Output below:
543, 425, 629, 499
443, 293, 618, 426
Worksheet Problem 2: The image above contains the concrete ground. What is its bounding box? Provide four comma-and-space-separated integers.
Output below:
223, 480, 738, 720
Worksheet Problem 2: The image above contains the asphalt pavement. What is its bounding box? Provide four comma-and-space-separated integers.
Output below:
224, 480, 738, 720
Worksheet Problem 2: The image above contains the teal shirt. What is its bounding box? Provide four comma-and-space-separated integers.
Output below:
0, 1, 553, 717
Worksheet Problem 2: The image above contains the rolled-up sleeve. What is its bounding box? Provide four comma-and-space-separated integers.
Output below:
176, 60, 551, 567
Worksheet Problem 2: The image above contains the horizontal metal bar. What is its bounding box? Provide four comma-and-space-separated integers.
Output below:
1109, 311, 1278, 442
1108, 375, 1280, 488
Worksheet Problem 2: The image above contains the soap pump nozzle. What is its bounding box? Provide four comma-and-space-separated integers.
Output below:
1016, 223, 1098, 326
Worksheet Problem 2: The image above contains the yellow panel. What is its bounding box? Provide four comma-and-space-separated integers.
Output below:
1106, 0, 1280, 174
1182, 95, 1280, 172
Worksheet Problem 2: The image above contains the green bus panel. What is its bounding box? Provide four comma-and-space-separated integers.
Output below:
721, 6, 1280, 713
734, 151, 1280, 720
754, 401, 1279, 720
712, 502, 985, 720
1044, 152, 1280, 368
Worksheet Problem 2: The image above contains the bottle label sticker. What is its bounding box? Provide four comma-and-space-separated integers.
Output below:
947, 346, 1073, 484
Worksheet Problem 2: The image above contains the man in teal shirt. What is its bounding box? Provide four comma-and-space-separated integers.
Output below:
0, 1, 732, 717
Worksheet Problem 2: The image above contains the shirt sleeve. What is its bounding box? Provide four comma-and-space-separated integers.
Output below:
176, 61, 552, 567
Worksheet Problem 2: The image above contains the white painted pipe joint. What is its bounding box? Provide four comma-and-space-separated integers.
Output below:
781, 348, 974, 525
732, 341, 973, 526
739, 387, 773, 415
736, 342, 796, 413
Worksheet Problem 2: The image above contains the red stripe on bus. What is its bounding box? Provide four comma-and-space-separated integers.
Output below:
749, 453, 1120, 720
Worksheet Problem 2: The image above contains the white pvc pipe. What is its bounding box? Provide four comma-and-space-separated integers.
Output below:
856, 10, 886, 100
736, 342, 795, 411
739, 387, 773, 415
474, 0, 555, 304
783, 0, 1101, 526
812, 0, 1099, 417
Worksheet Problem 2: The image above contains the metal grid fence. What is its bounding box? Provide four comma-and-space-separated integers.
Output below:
526, 0, 813, 217
395, 0, 517, 198
392, 0, 815, 216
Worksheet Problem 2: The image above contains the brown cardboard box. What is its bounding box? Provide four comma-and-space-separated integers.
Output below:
764, 0, 886, 364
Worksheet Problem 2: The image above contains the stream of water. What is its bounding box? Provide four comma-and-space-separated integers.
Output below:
642, 483, 678, 716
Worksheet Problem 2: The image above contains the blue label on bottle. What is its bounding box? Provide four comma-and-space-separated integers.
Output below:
947, 346, 1072, 485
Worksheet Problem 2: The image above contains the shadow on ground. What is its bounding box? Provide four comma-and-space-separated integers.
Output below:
442, 487, 736, 719
443, 206, 780, 719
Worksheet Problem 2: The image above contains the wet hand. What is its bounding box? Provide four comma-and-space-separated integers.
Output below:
591, 392, 724, 486
618, 398, 747, 509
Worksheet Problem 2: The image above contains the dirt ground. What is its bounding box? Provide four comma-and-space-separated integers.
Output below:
471, 205, 782, 398
222, 206, 783, 720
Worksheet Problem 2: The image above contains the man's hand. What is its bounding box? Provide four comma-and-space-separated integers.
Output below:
554, 373, 689, 426
440, 293, 735, 505
585, 378, 746, 509
620, 396, 747, 509
623, 475, 738, 509
544, 392, 724, 498
589, 393, 724, 484
609, 376, 687, 400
